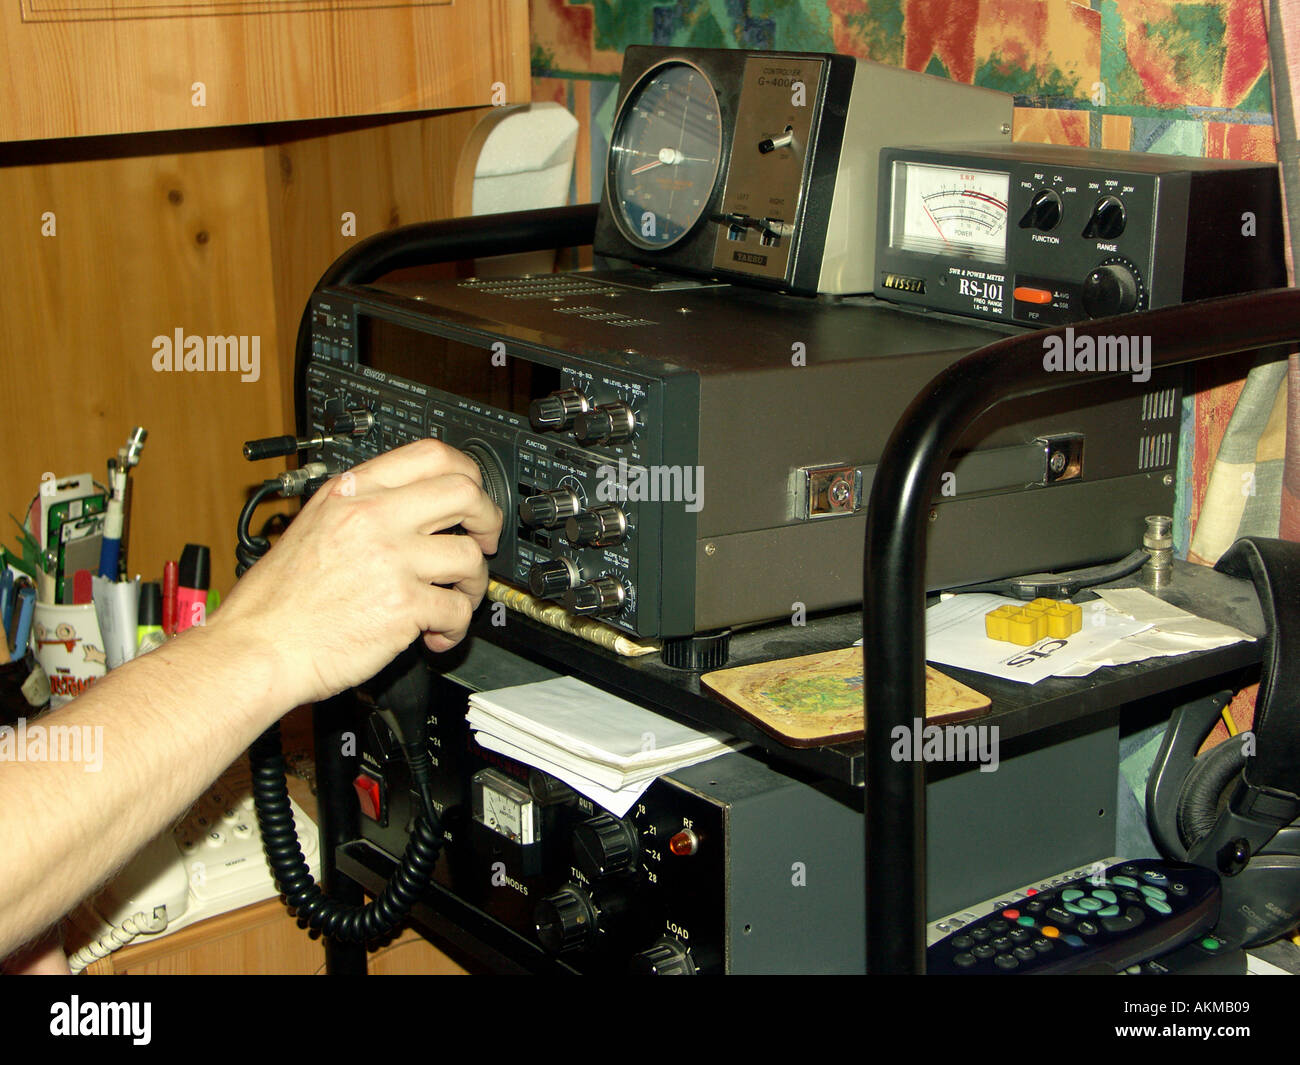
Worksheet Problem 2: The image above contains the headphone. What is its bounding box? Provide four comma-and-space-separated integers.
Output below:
1146, 537, 1300, 948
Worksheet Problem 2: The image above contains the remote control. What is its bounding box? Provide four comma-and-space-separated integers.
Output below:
927, 858, 1220, 974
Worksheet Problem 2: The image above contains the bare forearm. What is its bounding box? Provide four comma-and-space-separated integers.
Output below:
0, 621, 287, 958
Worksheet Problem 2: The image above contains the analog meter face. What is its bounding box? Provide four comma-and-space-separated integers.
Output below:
890, 161, 1010, 262
609, 61, 723, 249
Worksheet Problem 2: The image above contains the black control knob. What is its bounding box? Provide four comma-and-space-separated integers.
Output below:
565, 505, 628, 547
323, 408, 374, 437
1081, 262, 1141, 319
573, 403, 637, 446
630, 938, 698, 975
1018, 188, 1062, 231
529, 389, 590, 432
528, 558, 580, 600
562, 576, 627, 617
519, 488, 580, 529
573, 813, 639, 879
1082, 195, 1126, 239
535, 885, 598, 954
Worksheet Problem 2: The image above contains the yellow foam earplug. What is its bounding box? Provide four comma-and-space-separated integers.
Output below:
984, 598, 1081, 646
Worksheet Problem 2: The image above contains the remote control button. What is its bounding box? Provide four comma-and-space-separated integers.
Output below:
1002, 908, 1020, 919
954, 952, 977, 968
1063, 934, 1085, 947
205, 829, 226, 848
1041, 926, 1060, 938
1139, 884, 1167, 901
1097, 904, 1120, 917
1032, 938, 1054, 953
1168, 881, 1188, 896
987, 919, 1009, 933
1199, 937, 1222, 951
972, 928, 991, 942
1010, 929, 1032, 944
1119, 864, 1139, 875
973, 944, 996, 959
233, 822, 253, 840
1112, 875, 1139, 887
1025, 887, 1038, 895
1065, 902, 1089, 916
1077, 897, 1103, 911
994, 954, 1019, 970
1101, 906, 1146, 933
1125, 964, 1141, 975
1120, 890, 1142, 903
1077, 920, 1099, 936
1017, 915, 1036, 927
1046, 907, 1075, 924
952, 935, 973, 949
1026, 899, 1046, 913
992, 936, 1011, 951
1147, 898, 1172, 915
1092, 889, 1117, 904
1014, 946, 1036, 961
1142, 870, 1167, 883
1062, 889, 1084, 902
994, 901, 1011, 909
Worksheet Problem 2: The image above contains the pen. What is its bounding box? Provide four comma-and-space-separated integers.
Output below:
9, 585, 34, 662
0, 568, 13, 633
99, 458, 126, 580
137, 581, 163, 651
162, 560, 178, 636
176, 544, 210, 633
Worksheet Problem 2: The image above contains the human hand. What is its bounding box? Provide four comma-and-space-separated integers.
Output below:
211, 439, 503, 708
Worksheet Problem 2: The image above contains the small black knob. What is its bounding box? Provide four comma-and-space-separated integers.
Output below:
519, 489, 580, 529
528, 558, 580, 599
324, 408, 374, 437
573, 403, 636, 446
573, 813, 639, 879
630, 938, 698, 975
1018, 188, 1062, 231
535, 885, 598, 954
1083, 195, 1126, 239
565, 505, 628, 547
1081, 262, 1140, 318
529, 389, 591, 432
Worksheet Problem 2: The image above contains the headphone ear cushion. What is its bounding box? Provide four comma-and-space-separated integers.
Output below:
1177, 735, 1249, 851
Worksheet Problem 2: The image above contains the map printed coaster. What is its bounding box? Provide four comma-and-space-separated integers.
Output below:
702, 646, 991, 747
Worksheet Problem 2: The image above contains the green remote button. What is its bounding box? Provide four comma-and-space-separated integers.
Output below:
1112, 876, 1139, 888
1148, 899, 1172, 915
1077, 897, 1103, 911
1200, 937, 1221, 951
1061, 889, 1084, 902
1092, 889, 1117, 904
1065, 902, 1088, 915
1097, 905, 1120, 917
1017, 915, 1035, 927
1140, 885, 1167, 901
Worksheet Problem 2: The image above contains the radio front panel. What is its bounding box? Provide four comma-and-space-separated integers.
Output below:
304, 291, 689, 639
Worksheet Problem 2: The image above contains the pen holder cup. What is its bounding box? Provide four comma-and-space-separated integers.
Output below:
30, 602, 107, 709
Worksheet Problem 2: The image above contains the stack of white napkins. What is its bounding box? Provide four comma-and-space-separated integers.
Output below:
467, 677, 743, 816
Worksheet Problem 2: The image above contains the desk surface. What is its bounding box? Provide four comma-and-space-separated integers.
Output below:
454, 560, 1264, 787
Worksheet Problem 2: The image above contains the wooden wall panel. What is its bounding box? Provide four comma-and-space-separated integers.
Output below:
0, 0, 529, 141
0, 141, 285, 599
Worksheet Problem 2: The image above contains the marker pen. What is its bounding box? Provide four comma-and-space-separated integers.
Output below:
176, 544, 210, 633
162, 560, 178, 636
137, 581, 164, 651
98, 458, 126, 580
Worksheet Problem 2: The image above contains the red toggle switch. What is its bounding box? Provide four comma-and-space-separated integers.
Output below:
353, 773, 384, 822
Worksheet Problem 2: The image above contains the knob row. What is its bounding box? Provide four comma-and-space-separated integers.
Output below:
522, 494, 629, 547
529, 562, 627, 617
529, 389, 638, 446
1018, 191, 1126, 239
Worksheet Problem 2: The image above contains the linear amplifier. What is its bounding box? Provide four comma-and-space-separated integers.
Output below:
302, 273, 1182, 658
874, 143, 1285, 326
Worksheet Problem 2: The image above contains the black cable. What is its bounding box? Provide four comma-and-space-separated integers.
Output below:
235, 480, 282, 576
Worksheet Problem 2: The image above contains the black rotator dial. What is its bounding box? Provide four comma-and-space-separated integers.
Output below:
562, 576, 627, 617
1018, 188, 1062, 231
535, 885, 599, 954
573, 813, 639, 879
630, 938, 698, 975
519, 488, 580, 529
573, 403, 637, 446
565, 505, 628, 547
529, 389, 591, 432
1082, 194, 1126, 239
528, 558, 580, 599
1080, 260, 1142, 319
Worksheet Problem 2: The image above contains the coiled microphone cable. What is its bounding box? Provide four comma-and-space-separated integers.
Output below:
236, 458, 445, 945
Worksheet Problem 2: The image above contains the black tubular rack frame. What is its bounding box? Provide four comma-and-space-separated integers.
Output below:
292, 204, 1299, 974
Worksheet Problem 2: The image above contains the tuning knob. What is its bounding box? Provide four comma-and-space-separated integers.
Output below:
1081, 261, 1141, 319
1082, 195, 1126, 239
562, 576, 627, 617
529, 389, 591, 432
323, 408, 374, 437
573, 403, 637, 446
1018, 188, 1062, 231
630, 938, 698, 975
534, 885, 599, 954
519, 488, 580, 529
564, 505, 628, 547
528, 558, 580, 600
573, 813, 639, 879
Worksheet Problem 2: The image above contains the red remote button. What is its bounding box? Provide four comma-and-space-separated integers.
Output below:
1002, 908, 1020, 919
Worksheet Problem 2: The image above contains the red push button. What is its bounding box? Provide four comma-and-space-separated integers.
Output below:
1013, 286, 1053, 305
353, 774, 384, 821
1002, 908, 1020, 920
